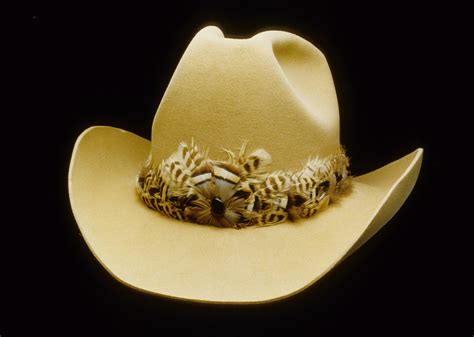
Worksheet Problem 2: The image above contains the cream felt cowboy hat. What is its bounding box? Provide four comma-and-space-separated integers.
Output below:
68, 26, 422, 303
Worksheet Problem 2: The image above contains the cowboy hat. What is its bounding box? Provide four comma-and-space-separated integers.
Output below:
68, 26, 422, 303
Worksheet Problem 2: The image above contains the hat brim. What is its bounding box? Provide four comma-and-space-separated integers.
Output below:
68, 126, 422, 303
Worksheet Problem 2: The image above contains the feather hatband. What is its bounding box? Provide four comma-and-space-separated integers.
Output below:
137, 141, 351, 228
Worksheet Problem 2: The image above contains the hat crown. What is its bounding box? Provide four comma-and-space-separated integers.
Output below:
151, 26, 339, 170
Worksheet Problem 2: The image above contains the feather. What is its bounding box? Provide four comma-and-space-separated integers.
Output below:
137, 141, 352, 228
242, 148, 271, 175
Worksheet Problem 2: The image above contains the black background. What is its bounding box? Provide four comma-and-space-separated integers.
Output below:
7, 2, 469, 336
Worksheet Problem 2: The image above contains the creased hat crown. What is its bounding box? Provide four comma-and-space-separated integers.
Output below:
151, 26, 339, 170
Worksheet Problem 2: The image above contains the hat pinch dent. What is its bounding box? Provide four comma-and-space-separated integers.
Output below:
137, 140, 351, 229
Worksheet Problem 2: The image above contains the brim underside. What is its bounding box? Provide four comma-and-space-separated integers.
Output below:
68, 126, 422, 304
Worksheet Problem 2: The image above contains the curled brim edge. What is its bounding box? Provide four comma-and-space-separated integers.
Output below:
69, 126, 422, 304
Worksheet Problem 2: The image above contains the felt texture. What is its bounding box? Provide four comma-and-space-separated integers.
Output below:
152, 26, 339, 171
68, 26, 423, 303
